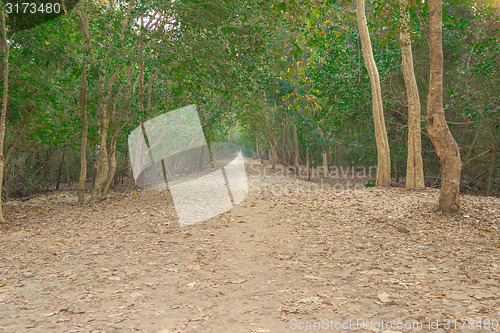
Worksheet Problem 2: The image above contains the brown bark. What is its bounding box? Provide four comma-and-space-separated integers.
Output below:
282, 118, 291, 166
293, 116, 300, 169
92, 70, 117, 200
306, 144, 310, 181
266, 110, 277, 170
103, 131, 119, 195
4, 129, 21, 167
0, 11, 10, 222
487, 146, 497, 196
255, 139, 260, 160
78, 56, 88, 203
317, 126, 329, 175
103, 63, 134, 194
56, 149, 66, 190
400, 1, 425, 190
356, 0, 391, 187
486, 125, 497, 196
426, 0, 462, 212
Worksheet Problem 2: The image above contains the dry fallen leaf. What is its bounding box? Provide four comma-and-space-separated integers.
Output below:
377, 293, 391, 303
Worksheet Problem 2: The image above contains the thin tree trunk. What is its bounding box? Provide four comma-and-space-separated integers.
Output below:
293, 116, 300, 169
282, 116, 293, 166
356, 0, 391, 187
401, 1, 425, 190
306, 144, 310, 181
317, 126, 329, 175
394, 151, 399, 183
264, 108, 278, 170
93, 118, 110, 200
426, 0, 462, 212
256, 139, 260, 160
486, 126, 497, 196
262, 142, 266, 162
4, 133, 20, 167
78, 56, 88, 203
56, 149, 66, 190
0, 11, 10, 222
103, 135, 118, 195
487, 146, 497, 196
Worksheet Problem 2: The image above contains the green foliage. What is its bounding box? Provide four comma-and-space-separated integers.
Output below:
365, 178, 376, 187
1, 0, 498, 198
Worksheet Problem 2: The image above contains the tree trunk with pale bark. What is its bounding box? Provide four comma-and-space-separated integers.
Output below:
78, 56, 88, 203
400, 1, 425, 190
293, 116, 300, 170
0, 11, 10, 222
356, 0, 391, 187
317, 126, 329, 175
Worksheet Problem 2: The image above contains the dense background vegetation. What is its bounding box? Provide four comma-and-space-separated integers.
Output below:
1, 0, 498, 201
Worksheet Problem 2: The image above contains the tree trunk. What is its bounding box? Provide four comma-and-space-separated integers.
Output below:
400, 0, 425, 190
103, 145, 117, 195
270, 140, 277, 169
56, 149, 66, 190
92, 117, 110, 200
282, 119, 290, 165
486, 127, 497, 196
317, 126, 329, 175
78, 56, 88, 203
293, 116, 300, 169
0, 12, 10, 222
426, 0, 462, 212
487, 146, 497, 196
256, 139, 260, 160
394, 151, 399, 183
264, 108, 278, 170
356, 0, 391, 187
262, 143, 266, 162
306, 144, 310, 181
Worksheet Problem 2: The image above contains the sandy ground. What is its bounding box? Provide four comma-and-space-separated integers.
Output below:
0, 159, 499, 333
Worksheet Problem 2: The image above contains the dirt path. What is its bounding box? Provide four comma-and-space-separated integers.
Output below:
0, 159, 499, 333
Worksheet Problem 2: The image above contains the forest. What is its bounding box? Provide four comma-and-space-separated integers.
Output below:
0, 0, 499, 332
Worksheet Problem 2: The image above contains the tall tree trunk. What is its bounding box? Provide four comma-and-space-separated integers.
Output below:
256, 139, 260, 160
293, 116, 300, 169
486, 126, 497, 196
282, 118, 290, 165
0, 11, 10, 222
270, 140, 277, 170
78, 56, 88, 203
487, 146, 497, 196
92, 117, 110, 200
103, 136, 118, 195
356, 0, 391, 187
92, 67, 118, 200
426, 0, 462, 212
394, 151, 399, 183
306, 144, 310, 181
401, 1, 425, 190
317, 126, 329, 175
